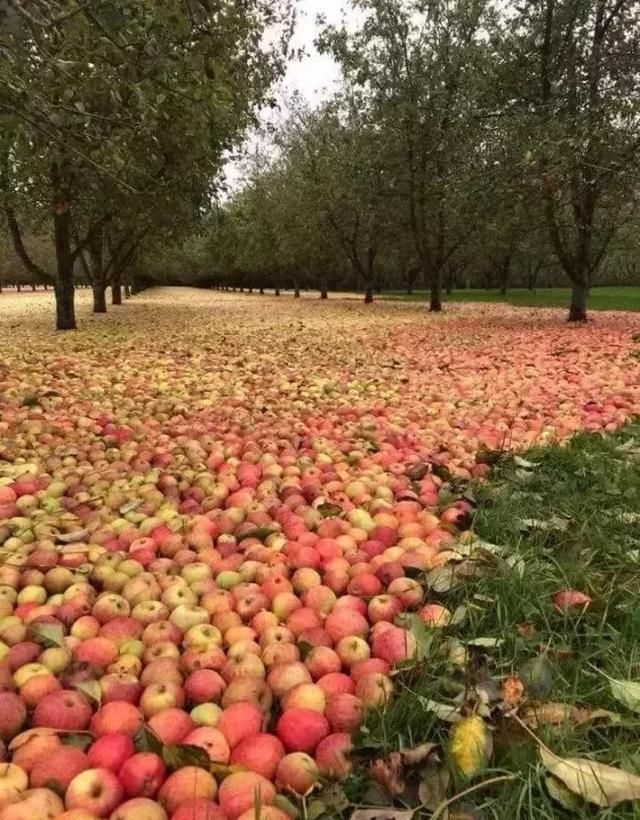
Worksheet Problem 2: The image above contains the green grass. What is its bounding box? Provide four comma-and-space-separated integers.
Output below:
330, 426, 640, 819
382, 286, 640, 312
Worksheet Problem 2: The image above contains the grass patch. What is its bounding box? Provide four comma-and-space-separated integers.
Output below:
337, 425, 640, 818
382, 287, 640, 312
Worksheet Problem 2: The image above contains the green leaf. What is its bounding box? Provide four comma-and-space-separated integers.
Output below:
410, 614, 435, 659
134, 725, 164, 755
30, 622, 65, 648
163, 743, 210, 770
519, 655, 554, 698
240, 527, 277, 541
72, 679, 101, 708
61, 733, 93, 751
317, 503, 342, 518
273, 795, 300, 818
297, 640, 313, 660
608, 677, 640, 714
306, 801, 326, 820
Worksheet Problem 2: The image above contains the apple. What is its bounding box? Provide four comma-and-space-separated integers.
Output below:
217, 772, 275, 820
229, 733, 285, 780
0, 763, 28, 809
266, 663, 311, 699
30, 745, 89, 792
335, 636, 370, 667
0, 692, 26, 740
141, 621, 182, 646
324, 693, 363, 732
170, 798, 227, 820
99, 673, 143, 705
182, 728, 230, 764
74, 637, 118, 668
184, 670, 225, 704
418, 604, 451, 628
275, 752, 319, 795
281, 683, 326, 713
221, 677, 272, 712
355, 673, 394, 708
148, 708, 195, 745
217, 702, 263, 748
33, 690, 92, 730
108, 796, 168, 820
64, 768, 124, 816
140, 682, 185, 718
11, 733, 62, 774
304, 647, 341, 681
158, 767, 218, 814
90, 702, 143, 738
119, 752, 166, 798
314, 732, 353, 777
276, 709, 329, 753
0, 787, 64, 820
371, 625, 417, 665
324, 610, 369, 643
190, 703, 222, 728
87, 733, 135, 772
316, 673, 355, 698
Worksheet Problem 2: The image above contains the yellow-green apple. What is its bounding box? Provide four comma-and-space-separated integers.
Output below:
0, 763, 28, 808
64, 768, 123, 816
355, 673, 393, 708
0, 787, 64, 819
275, 752, 319, 795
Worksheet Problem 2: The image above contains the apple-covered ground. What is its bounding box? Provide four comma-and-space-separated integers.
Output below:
0, 288, 640, 820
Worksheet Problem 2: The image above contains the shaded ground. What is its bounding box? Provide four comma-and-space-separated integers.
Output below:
383, 287, 640, 312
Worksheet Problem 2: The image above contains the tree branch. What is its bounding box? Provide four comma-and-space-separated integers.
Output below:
3, 205, 54, 284
71, 214, 113, 263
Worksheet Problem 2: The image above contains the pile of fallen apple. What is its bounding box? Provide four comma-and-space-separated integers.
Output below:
0, 447, 468, 820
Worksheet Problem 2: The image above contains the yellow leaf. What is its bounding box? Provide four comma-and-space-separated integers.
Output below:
448, 715, 492, 778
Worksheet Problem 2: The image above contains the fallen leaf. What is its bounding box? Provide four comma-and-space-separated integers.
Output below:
520, 702, 582, 728
519, 655, 554, 699
545, 774, 584, 810
55, 528, 90, 543
419, 763, 450, 811
351, 812, 413, 820
608, 677, 640, 714
401, 743, 438, 766
468, 637, 504, 648
417, 696, 462, 723
540, 746, 640, 807
370, 752, 405, 796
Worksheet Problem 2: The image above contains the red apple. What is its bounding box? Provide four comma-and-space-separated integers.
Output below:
218, 772, 275, 820
276, 708, 329, 753
64, 768, 124, 816
229, 733, 285, 780
275, 752, 319, 795
87, 733, 134, 771
119, 752, 166, 798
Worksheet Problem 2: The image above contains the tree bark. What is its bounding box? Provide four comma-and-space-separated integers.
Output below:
430, 279, 443, 312
259, 287, 264, 295
568, 281, 588, 322
17, 283, 21, 293
294, 283, 300, 298
364, 284, 374, 303
124, 283, 131, 298
112, 272, 122, 305
93, 283, 107, 312
275, 287, 280, 296
53, 212, 76, 329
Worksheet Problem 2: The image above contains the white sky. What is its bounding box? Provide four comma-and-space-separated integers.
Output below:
224, 0, 350, 192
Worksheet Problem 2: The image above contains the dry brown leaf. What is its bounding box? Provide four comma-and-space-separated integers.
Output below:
540, 746, 640, 807
521, 702, 582, 728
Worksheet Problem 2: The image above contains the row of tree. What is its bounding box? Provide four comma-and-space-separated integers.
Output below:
191, 0, 640, 321
0, 0, 293, 328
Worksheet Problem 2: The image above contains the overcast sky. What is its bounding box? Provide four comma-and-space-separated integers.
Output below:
224, 0, 349, 191
286, 0, 347, 102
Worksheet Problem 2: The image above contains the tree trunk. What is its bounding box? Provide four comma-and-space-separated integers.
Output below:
259, 287, 264, 295
31, 283, 36, 292
124, 283, 131, 298
320, 277, 328, 299
93, 283, 107, 313
568, 282, 588, 322
430, 279, 442, 313
53, 211, 76, 330
275, 287, 280, 296
294, 283, 300, 298
17, 283, 21, 293
112, 271, 122, 305
364, 284, 374, 303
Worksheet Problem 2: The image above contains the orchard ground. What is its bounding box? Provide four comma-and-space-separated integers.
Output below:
1, 288, 640, 819
383, 286, 640, 312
